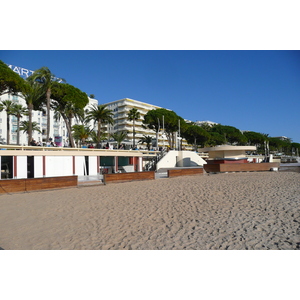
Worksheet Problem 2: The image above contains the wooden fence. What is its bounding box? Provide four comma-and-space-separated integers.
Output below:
0, 176, 78, 194
204, 162, 280, 173
168, 168, 204, 177
103, 171, 155, 184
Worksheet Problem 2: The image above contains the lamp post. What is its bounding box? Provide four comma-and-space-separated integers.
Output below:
162, 115, 165, 149
178, 119, 181, 151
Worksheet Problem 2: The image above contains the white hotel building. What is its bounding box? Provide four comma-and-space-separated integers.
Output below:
0, 94, 193, 148
0, 92, 98, 146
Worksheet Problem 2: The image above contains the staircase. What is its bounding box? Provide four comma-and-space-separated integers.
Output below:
144, 149, 168, 171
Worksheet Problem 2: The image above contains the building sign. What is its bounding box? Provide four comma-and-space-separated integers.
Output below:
6, 63, 63, 82
7, 64, 34, 78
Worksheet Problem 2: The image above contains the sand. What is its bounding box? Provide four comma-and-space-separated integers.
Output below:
0, 171, 299, 250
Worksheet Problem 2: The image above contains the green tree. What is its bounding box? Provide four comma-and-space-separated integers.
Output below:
51, 82, 89, 147
90, 131, 108, 148
139, 135, 153, 150
143, 108, 182, 149
19, 121, 41, 135
210, 124, 247, 145
28, 67, 64, 143
0, 60, 24, 96
85, 104, 114, 145
182, 123, 210, 151
243, 131, 267, 145
206, 131, 225, 146
0, 100, 15, 144
243, 131, 268, 154
269, 137, 291, 155
20, 79, 45, 145
11, 104, 28, 145
72, 124, 91, 148
111, 131, 128, 148
127, 108, 141, 148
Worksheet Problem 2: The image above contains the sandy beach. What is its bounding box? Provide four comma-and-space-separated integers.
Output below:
0, 171, 299, 250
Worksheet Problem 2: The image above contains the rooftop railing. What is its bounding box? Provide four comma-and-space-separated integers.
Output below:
0, 144, 160, 155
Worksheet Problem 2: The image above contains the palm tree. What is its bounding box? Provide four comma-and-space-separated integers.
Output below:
20, 121, 41, 135
72, 124, 91, 148
127, 108, 140, 148
28, 67, 63, 143
90, 131, 108, 148
11, 104, 28, 145
20, 80, 44, 145
139, 135, 153, 150
111, 131, 128, 148
0, 100, 15, 144
85, 104, 114, 143
53, 101, 85, 147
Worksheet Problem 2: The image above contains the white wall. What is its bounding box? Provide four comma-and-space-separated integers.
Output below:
88, 156, 98, 175
16, 156, 27, 179
156, 151, 207, 171
34, 156, 43, 178
75, 156, 85, 176
45, 156, 73, 177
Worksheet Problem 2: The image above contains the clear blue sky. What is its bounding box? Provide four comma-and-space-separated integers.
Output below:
1, 50, 300, 142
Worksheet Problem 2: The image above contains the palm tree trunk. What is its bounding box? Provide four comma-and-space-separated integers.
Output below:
17, 117, 20, 145
63, 115, 75, 148
133, 119, 136, 148
69, 116, 75, 148
28, 105, 33, 146
97, 120, 101, 142
6, 114, 10, 145
46, 88, 51, 142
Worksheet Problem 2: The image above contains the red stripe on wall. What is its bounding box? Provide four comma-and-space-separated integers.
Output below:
43, 156, 46, 176
13, 156, 17, 177
73, 156, 75, 175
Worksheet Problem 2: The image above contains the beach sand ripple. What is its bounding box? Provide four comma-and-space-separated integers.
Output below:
0, 172, 299, 250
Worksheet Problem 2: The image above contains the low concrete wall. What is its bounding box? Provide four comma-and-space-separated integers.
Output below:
103, 171, 155, 184
204, 162, 280, 173
0, 176, 78, 194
